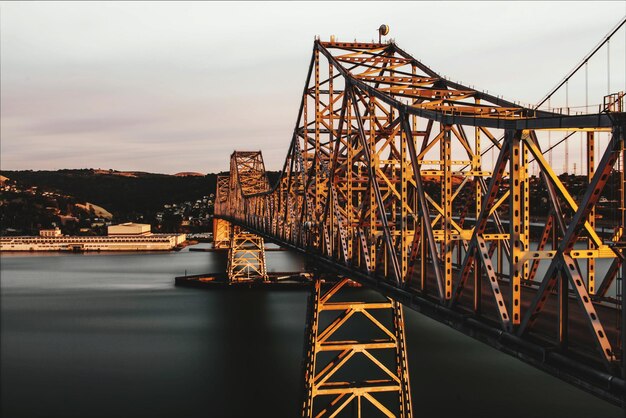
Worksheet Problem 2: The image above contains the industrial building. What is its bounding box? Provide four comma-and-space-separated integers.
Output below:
1, 223, 186, 252
107, 222, 151, 236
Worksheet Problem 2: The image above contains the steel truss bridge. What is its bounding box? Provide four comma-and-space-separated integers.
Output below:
213, 36, 626, 417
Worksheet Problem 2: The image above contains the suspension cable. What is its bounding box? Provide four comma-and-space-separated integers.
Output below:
604, 28, 613, 173
586, 61, 589, 113
528, 131, 578, 166
458, 17, 625, 174
535, 16, 625, 110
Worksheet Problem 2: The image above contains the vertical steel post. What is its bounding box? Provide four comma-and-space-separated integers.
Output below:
213, 218, 231, 250
442, 125, 453, 299
347, 101, 354, 263
474, 104, 482, 312
509, 130, 522, 326
588, 131, 596, 294
328, 62, 335, 257
368, 95, 378, 273
522, 137, 530, 283
314, 48, 322, 229
401, 127, 409, 283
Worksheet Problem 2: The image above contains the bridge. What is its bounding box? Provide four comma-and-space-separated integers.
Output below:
210, 25, 626, 417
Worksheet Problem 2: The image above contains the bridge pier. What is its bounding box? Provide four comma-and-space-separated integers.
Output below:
301, 277, 412, 418
227, 225, 268, 282
212, 218, 231, 250
213, 218, 269, 282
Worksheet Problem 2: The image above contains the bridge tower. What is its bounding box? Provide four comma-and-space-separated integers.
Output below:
301, 277, 412, 418
213, 28, 626, 407
227, 225, 268, 282
213, 218, 231, 250
223, 151, 272, 282
213, 216, 269, 282
213, 176, 232, 249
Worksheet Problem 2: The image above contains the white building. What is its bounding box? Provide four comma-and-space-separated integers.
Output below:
0, 234, 186, 252
107, 223, 151, 236
39, 228, 62, 237
2, 222, 186, 252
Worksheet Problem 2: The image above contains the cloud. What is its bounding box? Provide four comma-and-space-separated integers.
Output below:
1, 1, 625, 174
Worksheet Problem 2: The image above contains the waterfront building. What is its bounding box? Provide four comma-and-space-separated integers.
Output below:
1, 222, 186, 252
107, 222, 151, 236
39, 228, 62, 237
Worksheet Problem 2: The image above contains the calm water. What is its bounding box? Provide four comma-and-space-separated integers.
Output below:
1, 246, 622, 418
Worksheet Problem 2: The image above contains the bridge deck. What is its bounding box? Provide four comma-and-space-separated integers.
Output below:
219, 216, 625, 405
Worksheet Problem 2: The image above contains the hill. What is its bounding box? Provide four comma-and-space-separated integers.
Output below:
1, 168, 284, 235
174, 172, 205, 177
1, 169, 219, 217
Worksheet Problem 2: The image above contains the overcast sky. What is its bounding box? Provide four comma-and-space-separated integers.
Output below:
1, 1, 625, 174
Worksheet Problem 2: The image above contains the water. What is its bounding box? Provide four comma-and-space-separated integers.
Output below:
1, 247, 622, 418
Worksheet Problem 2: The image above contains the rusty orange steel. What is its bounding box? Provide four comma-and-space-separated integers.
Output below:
214, 38, 626, 408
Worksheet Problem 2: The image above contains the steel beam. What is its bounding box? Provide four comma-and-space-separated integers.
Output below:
213, 40, 626, 408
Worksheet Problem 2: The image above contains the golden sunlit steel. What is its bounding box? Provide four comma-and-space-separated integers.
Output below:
214, 37, 626, 409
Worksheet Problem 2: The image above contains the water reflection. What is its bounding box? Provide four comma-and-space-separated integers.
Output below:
0, 247, 621, 418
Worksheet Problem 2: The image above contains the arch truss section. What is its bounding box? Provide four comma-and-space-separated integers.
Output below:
214, 38, 626, 404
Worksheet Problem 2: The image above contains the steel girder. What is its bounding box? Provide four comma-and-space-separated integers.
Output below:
213, 176, 231, 249
214, 40, 626, 405
212, 217, 231, 250
219, 154, 271, 281
227, 224, 268, 282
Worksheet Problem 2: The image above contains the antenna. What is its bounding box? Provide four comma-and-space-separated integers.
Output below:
378, 24, 389, 43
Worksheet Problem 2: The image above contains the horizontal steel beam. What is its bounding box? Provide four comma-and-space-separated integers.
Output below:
315, 41, 625, 130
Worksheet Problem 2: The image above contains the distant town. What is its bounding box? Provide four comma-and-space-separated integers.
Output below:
0, 169, 217, 238
0, 222, 187, 252
1, 168, 622, 246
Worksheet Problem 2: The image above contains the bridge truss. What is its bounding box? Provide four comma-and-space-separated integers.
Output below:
215, 39, 626, 407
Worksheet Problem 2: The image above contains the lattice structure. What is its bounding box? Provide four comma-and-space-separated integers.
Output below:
227, 151, 271, 222
227, 225, 268, 282
213, 217, 231, 250
301, 278, 411, 418
214, 38, 626, 404
213, 176, 232, 249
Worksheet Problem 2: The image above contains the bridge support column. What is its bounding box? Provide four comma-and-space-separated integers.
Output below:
213, 218, 232, 249
226, 225, 268, 282
301, 277, 412, 418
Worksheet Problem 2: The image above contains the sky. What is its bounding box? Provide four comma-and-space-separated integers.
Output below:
1, 1, 625, 174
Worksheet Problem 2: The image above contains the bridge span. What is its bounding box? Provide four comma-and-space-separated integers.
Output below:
212, 34, 626, 416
